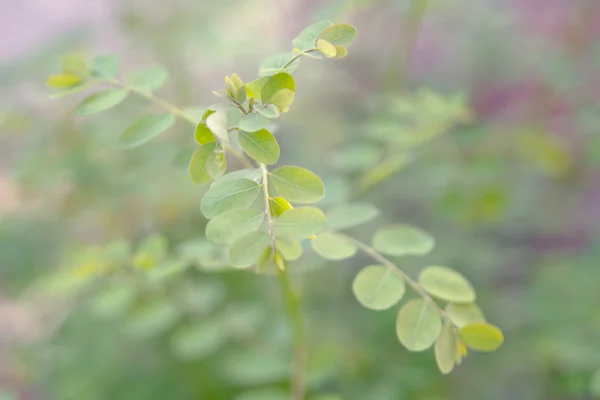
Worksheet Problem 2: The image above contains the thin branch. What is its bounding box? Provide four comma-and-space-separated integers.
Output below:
282, 48, 319, 69
260, 163, 276, 250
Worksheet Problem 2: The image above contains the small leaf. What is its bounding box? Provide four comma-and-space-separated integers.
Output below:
261, 73, 295, 105
270, 166, 325, 203
61, 53, 88, 76
372, 225, 434, 256
418, 266, 476, 303
202, 108, 216, 121
200, 178, 260, 218
239, 113, 270, 132
46, 73, 81, 88
274, 207, 326, 238
244, 76, 269, 100
352, 265, 405, 310
254, 104, 280, 118
225, 76, 237, 97
206, 111, 229, 142
293, 21, 333, 52
49, 81, 99, 98
435, 322, 457, 374
228, 231, 271, 268
194, 122, 216, 144
317, 39, 337, 57
271, 89, 295, 112
317, 23, 357, 46
257, 246, 283, 273
206, 209, 265, 245
269, 196, 292, 217
445, 303, 485, 328
326, 203, 379, 230
231, 74, 244, 92
259, 53, 300, 76
127, 66, 168, 92
76, 89, 128, 115
311, 232, 357, 260
91, 55, 119, 79
212, 168, 262, 187
189, 143, 217, 184
275, 235, 302, 261
458, 322, 503, 352
206, 150, 226, 179
170, 322, 224, 361
120, 113, 175, 147
238, 129, 280, 165
126, 301, 180, 338
396, 298, 442, 351
333, 45, 348, 59
91, 283, 134, 318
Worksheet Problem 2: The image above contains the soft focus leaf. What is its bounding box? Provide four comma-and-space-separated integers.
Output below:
228, 231, 271, 268
435, 322, 457, 374
333, 45, 348, 59
46, 73, 81, 88
419, 266, 476, 303
270, 166, 325, 203
201, 178, 260, 218
91, 55, 119, 79
244, 76, 269, 100
261, 73, 295, 105
269, 196, 293, 217
206, 150, 226, 179
206, 209, 264, 245
445, 303, 485, 328
61, 53, 88, 76
311, 232, 357, 260
317, 23, 357, 46
206, 111, 229, 142
127, 66, 168, 92
396, 298, 442, 351
76, 89, 127, 115
238, 129, 280, 165
126, 301, 180, 338
259, 53, 300, 76
372, 225, 435, 256
170, 322, 224, 361
270, 89, 295, 112
293, 21, 333, 52
91, 283, 135, 318
189, 143, 217, 185
275, 235, 302, 261
326, 203, 379, 230
352, 265, 405, 310
317, 39, 337, 57
239, 113, 270, 132
119, 114, 175, 147
194, 122, 216, 144
458, 322, 503, 351
274, 207, 326, 239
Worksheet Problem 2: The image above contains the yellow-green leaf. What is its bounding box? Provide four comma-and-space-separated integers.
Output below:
311, 232, 357, 260
372, 225, 435, 256
261, 73, 295, 105
189, 143, 217, 185
46, 73, 81, 88
317, 23, 357, 46
244, 77, 269, 100
269, 166, 325, 203
91, 55, 119, 79
293, 21, 333, 52
269, 196, 293, 217
206, 111, 229, 142
317, 39, 337, 57
200, 178, 260, 218
352, 265, 405, 310
435, 322, 457, 374
76, 89, 128, 115
458, 322, 503, 352
270, 89, 295, 112
396, 298, 442, 351
445, 303, 485, 328
238, 129, 280, 165
418, 266, 476, 303
333, 45, 348, 59
194, 122, 216, 144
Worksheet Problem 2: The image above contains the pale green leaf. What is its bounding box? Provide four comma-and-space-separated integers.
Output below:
269, 196, 292, 217
270, 89, 295, 112
445, 303, 485, 328
458, 322, 503, 352
91, 283, 134, 318
238, 129, 280, 165
254, 103, 280, 118
228, 231, 271, 268
120, 113, 175, 147
206, 208, 265, 245
170, 322, 224, 360
61, 53, 88, 76
435, 322, 457, 374
194, 122, 216, 144
352, 265, 405, 310
76, 89, 128, 115
127, 66, 168, 92
206, 151, 226, 179
126, 301, 180, 338
189, 143, 217, 184
275, 235, 302, 261
244, 76, 269, 100
200, 178, 260, 218
239, 113, 270, 132
326, 203, 379, 230
372, 225, 434, 256
49, 80, 99, 98
293, 20, 333, 52
332, 143, 382, 172
173, 147, 196, 169
317, 39, 337, 57
270, 166, 325, 203
311, 232, 357, 260
91, 55, 119, 79
396, 298, 442, 351
206, 110, 229, 142
317, 23, 357, 46
261, 73, 295, 105
274, 207, 326, 238
333, 45, 348, 59
211, 168, 262, 187
418, 266, 476, 303
259, 53, 300, 76
590, 369, 600, 396
46, 73, 81, 88
146, 260, 188, 282
235, 389, 289, 400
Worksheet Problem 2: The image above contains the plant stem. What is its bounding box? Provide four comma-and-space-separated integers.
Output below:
260, 163, 276, 250
282, 49, 319, 70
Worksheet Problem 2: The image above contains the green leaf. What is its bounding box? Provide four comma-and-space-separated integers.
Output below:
326, 203, 379, 230
293, 21, 333, 52
254, 103, 280, 118
212, 168, 262, 187
206, 209, 265, 245
239, 113, 270, 132
259, 53, 300, 76
75, 89, 128, 115
244, 76, 269, 100
445, 303, 485, 328
261, 73, 295, 105
61, 53, 88, 76
458, 322, 503, 352
317, 39, 337, 57
435, 322, 457, 374
317, 23, 357, 46
146, 260, 188, 282
269, 196, 292, 217
170, 322, 224, 361
206, 111, 229, 142
238, 129, 280, 165
275, 235, 302, 261
372, 225, 434, 256
206, 150, 226, 179
271, 89, 295, 112
127, 66, 168, 92
418, 266, 476, 303
590, 369, 600, 397
352, 265, 405, 310
274, 207, 326, 239
256, 246, 284, 273
91, 283, 134, 318
46, 73, 81, 88
189, 143, 217, 184
228, 231, 271, 268
396, 298, 442, 351
49, 80, 99, 98
91, 55, 119, 79
333, 45, 348, 59
126, 301, 180, 338
270, 166, 325, 203
311, 232, 357, 260
194, 122, 216, 144
119, 113, 175, 147
200, 178, 260, 218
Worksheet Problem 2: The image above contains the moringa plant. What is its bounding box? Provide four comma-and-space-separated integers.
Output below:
46, 21, 503, 398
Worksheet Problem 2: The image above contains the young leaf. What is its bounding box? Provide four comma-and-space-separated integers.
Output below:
435, 322, 457, 374
333, 46, 348, 59
49, 81, 99, 98
293, 21, 333, 52
261, 73, 295, 105
91, 55, 119, 79
206, 111, 229, 142
396, 298, 442, 351
128, 66, 168, 92
120, 113, 175, 147
238, 129, 280, 165
352, 265, 405, 310
228, 231, 271, 268
212, 168, 262, 187
418, 266, 476, 303
274, 235, 302, 261
225, 76, 237, 97
316, 39, 337, 58
254, 104, 280, 119
170, 322, 224, 361
372, 225, 434, 256
46, 73, 81, 88
200, 178, 260, 218
326, 203, 379, 230
317, 23, 357, 46
445, 303, 485, 328
126, 301, 180, 338
269, 196, 292, 217
273, 207, 326, 238
458, 322, 503, 352
75, 89, 128, 115
311, 232, 357, 260
205, 208, 265, 245
194, 122, 216, 144
270, 89, 295, 112
61, 53, 88, 76
239, 113, 270, 132
206, 151, 226, 179
189, 143, 218, 184
259, 53, 300, 76
244, 76, 269, 100
269, 166, 325, 203
257, 247, 284, 273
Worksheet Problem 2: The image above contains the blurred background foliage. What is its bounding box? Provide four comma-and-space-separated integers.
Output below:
1, 0, 600, 399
